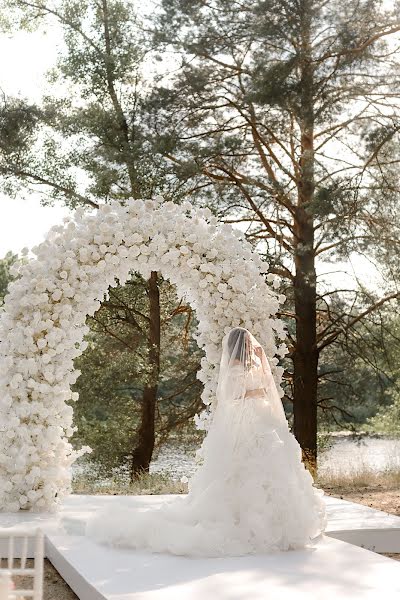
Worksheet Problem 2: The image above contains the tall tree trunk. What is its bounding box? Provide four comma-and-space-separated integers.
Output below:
130, 271, 161, 480
293, 2, 318, 476
293, 213, 318, 476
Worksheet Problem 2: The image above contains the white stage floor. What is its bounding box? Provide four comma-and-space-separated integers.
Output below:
46, 534, 400, 600
1, 494, 400, 599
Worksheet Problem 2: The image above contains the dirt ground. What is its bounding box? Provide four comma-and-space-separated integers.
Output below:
327, 485, 400, 516
16, 485, 400, 599
42, 561, 79, 600
13, 559, 78, 600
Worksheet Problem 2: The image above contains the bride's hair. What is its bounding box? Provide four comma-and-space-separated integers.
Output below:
227, 327, 251, 367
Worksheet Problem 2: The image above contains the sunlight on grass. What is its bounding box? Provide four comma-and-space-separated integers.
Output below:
72, 470, 188, 495
73, 463, 400, 497
318, 467, 400, 492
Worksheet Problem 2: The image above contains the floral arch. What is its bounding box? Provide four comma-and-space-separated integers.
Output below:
0, 198, 287, 511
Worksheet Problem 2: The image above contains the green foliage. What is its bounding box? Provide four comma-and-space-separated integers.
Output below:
366, 391, 400, 436
0, 251, 18, 305
317, 352, 390, 429
0, 0, 196, 207
365, 316, 400, 435
317, 432, 333, 454
0, 98, 45, 199
72, 274, 203, 475
315, 295, 396, 429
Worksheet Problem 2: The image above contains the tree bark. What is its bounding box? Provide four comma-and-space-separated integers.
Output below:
130, 271, 161, 480
293, 212, 318, 476
293, 2, 318, 476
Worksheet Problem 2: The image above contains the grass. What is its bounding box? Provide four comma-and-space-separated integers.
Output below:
73, 464, 400, 497
317, 467, 400, 494
72, 470, 187, 495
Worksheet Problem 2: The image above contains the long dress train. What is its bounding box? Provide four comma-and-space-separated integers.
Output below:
86, 327, 326, 557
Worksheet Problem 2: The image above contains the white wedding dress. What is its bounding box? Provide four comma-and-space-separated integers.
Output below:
86, 327, 326, 556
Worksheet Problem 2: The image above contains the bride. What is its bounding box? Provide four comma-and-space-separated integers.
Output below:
86, 327, 326, 556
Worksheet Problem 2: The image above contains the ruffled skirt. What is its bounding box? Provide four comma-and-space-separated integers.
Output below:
86, 394, 326, 557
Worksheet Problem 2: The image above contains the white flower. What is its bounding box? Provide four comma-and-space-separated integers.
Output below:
52, 290, 62, 302
0, 198, 284, 511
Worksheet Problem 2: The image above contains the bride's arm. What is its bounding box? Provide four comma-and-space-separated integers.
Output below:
244, 362, 266, 398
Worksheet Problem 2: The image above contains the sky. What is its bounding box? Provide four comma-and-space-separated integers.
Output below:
0, 17, 389, 292
0, 26, 70, 256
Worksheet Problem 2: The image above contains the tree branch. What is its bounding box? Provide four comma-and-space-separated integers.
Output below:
318, 292, 400, 351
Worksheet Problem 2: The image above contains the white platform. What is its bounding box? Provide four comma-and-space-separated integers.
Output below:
45, 534, 400, 600
1, 494, 400, 599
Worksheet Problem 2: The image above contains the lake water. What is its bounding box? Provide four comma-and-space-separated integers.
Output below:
150, 435, 400, 480
318, 435, 400, 476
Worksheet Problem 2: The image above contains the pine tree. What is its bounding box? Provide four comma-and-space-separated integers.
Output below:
149, 0, 400, 471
